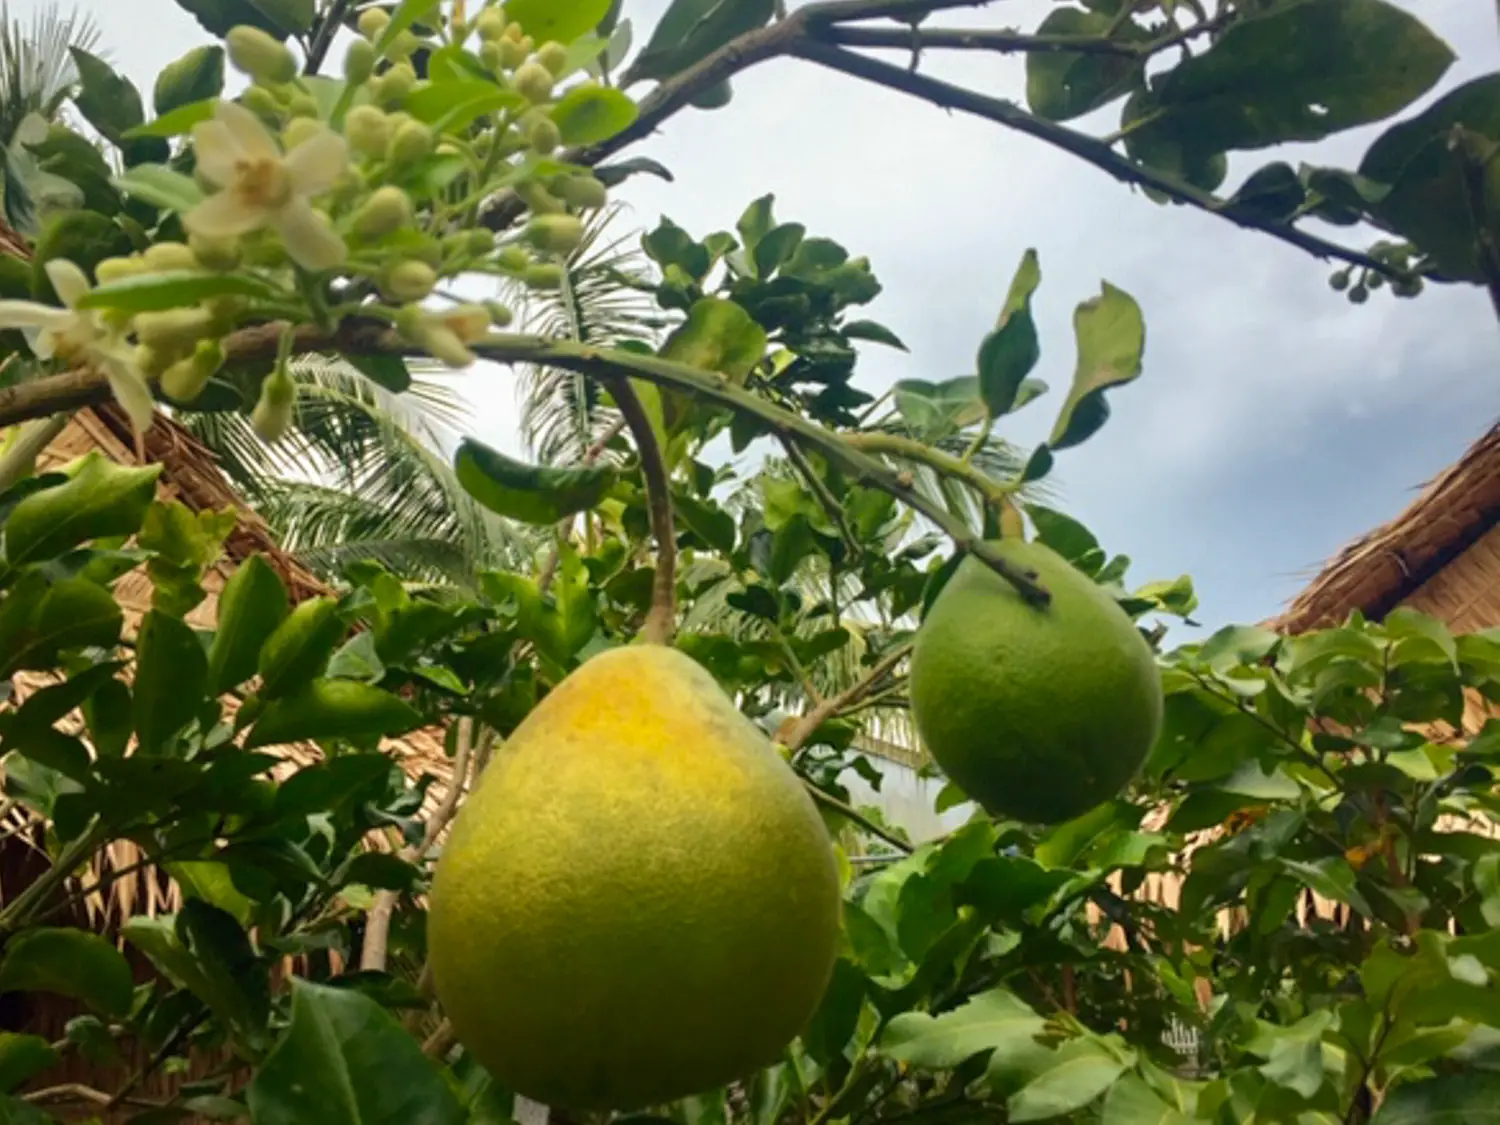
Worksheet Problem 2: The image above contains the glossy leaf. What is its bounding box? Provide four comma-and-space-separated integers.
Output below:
978, 249, 1042, 418
208, 555, 290, 694
455, 439, 619, 526
4, 452, 161, 565
0, 575, 124, 678
1007, 1038, 1130, 1122
1371, 1072, 1500, 1123
69, 48, 147, 146
0, 1034, 58, 1095
154, 45, 225, 116
133, 610, 209, 754
632, 0, 775, 83
658, 297, 767, 383
246, 979, 464, 1125
0, 928, 135, 1017
506, 0, 613, 45
256, 597, 346, 700
113, 163, 206, 211
80, 269, 285, 312
245, 680, 423, 749
882, 988, 1046, 1070
1049, 282, 1144, 451
1026, 8, 1146, 122
551, 83, 640, 145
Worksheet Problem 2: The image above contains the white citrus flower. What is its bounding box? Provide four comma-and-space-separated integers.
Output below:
0, 260, 154, 431
402, 304, 491, 369
186, 101, 350, 272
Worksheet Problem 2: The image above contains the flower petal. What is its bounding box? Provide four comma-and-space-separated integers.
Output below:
45, 260, 91, 309
283, 128, 349, 198
0, 300, 73, 332
216, 100, 278, 161
95, 348, 156, 434
272, 200, 347, 271
185, 191, 268, 239
191, 119, 241, 186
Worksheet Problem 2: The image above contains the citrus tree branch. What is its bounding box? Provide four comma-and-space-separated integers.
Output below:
304, 0, 353, 75
783, 644, 912, 753
820, 25, 1143, 55
845, 431, 1013, 508
607, 376, 677, 645
0, 324, 1050, 603
537, 415, 627, 595
804, 783, 914, 854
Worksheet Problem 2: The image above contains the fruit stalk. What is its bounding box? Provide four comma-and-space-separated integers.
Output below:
607, 376, 677, 645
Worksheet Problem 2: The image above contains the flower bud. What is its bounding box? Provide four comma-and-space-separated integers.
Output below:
239, 84, 281, 120
479, 40, 504, 71
504, 20, 525, 42
556, 174, 608, 210
252, 364, 297, 443
475, 9, 508, 40
134, 344, 174, 378
376, 62, 417, 107
95, 256, 145, 285
142, 242, 200, 272
496, 245, 531, 273
380, 259, 438, 302
287, 93, 320, 119
536, 41, 569, 76
283, 116, 323, 149
227, 25, 298, 86
388, 119, 434, 166
466, 230, 496, 255
344, 104, 391, 158
353, 185, 414, 237
134, 308, 216, 350
387, 30, 423, 62
161, 339, 224, 402
524, 262, 564, 290
524, 213, 584, 254
345, 36, 377, 84
514, 60, 553, 103
357, 7, 390, 40
528, 115, 560, 154
517, 181, 564, 215
486, 300, 514, 328
496, 37, 528, 69
188, 233, 244, 273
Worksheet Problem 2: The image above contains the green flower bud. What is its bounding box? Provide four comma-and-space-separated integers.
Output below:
387, 30, 423, 62
96, 256, 144, 285
536, 41, 569, 76
227, 25, 298, 86
466, 229, 496, 255
514, 60, 553, 103
388, 119, 435, 166
188, 233, 243, 272
475, 9, 508, 40
486, 300, 514, 328
161, 339, 224, 403
142, 242, 200, 272
239, 84, 281, 121
524, 262, 564, 290
1392, 276, 1424, 298
519, 34, 535, 52
556, 174, 607, 210
1329, 269, 1350, 292
524, 213, 584, 254
344, 104, 391, 158
358, 7, 391, 40
479, 40, 505, 71
134, 344, 175, 378
1348, 284, 1369, 305
517, 181, 564, 215
497, 37, 528, 69
353, 185, 414, 237
381, 259, 438, 302
1366, 271, 1385, 290
528, 115, 561, 154
504, 20, 526, 41
134, 308, 216, 350
394, 302, 427, 339
252, 364, 297, 443
283, 116, 323, 150
497, 245, 531, 273
376, 62, 417, 107
287, 93, 320, 119
345, 36, 377, 84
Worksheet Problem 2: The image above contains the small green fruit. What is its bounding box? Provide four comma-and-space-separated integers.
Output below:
909, 539, 1164, 825
486, 300, 514, 327
524, 214, 584, 254
227, 25, 297, 85
1348, 284, 1369, 304
1329, 269, 1350, 292
497, 245, 531, 273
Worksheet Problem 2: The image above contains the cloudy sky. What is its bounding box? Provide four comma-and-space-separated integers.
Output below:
27, 0, 1500, 634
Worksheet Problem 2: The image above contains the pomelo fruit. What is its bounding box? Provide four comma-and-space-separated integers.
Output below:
427, 644, 842, 1111
909, 538, 1163, 825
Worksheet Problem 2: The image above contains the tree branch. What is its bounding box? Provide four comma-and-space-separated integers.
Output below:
305, 0, 353, 76
607, 377, 677, 644
779, 435, 860, 554
783, 644, 912, 752
537, 415, 627, 595
804, 783, 914, 853
820, 25, 1142, 56
845, 431, 1012, 508
791, 40, 1399, 276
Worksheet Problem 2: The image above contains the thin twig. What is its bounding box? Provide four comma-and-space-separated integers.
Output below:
780, 435, 860, 554
783, 645, 912, 752
360, 719, 482, 973
821, 26, 1142, 55
607, 377, 677, 644
845, 431, 1012, 509
304, 0, 354, 76
422, 1018, 458, 1058
24, 1084, 162, 1110
804, 783, 914, 853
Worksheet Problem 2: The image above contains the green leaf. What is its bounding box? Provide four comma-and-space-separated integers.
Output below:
842, 319, 907, 350
1049, 282, 1144, 451
246, 979, 464, 1125
882, 988, 1046, 1070
127, 99, 218, 140
676, 493, 736, 554
551, 83, 639, 145
893, 376, 986, 442
4, 451, 161, 565
208, 556, 289, 694
346, 353, 412, 394
112, 163, 205, 212
80, 269, 284, 312
69, 48, 147, 146
753, 223, 806, 279
505, 0, 613, 45
978, 249, 1042, 417
403, 80, 525, 131
245, 679, 423, 749
1026, 8, 1145, 122
1258, 1010, 1334, 1098
1125, 0, 1453, 159
454, 439, 619, 526
250, 0, 315, 34
134, 610, 209, 754
140, 500, 236, 618
0, 576, 124, 678
1279, 857, 1370, 915
1101, 1075, 1191, 1125
1227, 161, 1308, 223
154, 45, 225, 116
0, 662, 122, 756
257, 596, 346, 699
658, 298, 767, 383
633, 0, 776, 83
340, 852, 421, 892
1007, 1038, 1130, 1123
328, 631, 385, 683
0, 1034, 58, 1095
0, 928, 135, 1017
1371, 1072, 1500, 1124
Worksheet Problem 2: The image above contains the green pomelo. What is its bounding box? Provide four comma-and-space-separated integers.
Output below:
910, 539, 1163, 825
428, 644, 842, 1111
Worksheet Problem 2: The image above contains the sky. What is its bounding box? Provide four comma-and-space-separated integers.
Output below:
26, 0, 1500, 636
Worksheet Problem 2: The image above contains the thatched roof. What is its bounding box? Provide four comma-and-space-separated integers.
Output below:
1275, 422, 1500, 634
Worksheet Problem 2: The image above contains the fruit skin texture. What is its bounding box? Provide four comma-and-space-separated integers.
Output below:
910, 539, 1163, 825
428, 644, 842, 1112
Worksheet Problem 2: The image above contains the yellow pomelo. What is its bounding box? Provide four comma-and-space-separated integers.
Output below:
428, 644, 842, 1111
910, 539, 1163, 825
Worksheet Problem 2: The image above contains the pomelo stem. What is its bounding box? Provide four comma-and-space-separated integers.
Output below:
608, 376, 677, 645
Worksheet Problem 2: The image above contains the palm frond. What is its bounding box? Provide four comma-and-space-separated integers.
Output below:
0, 3, 100, 145
509, 203, 664, 465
